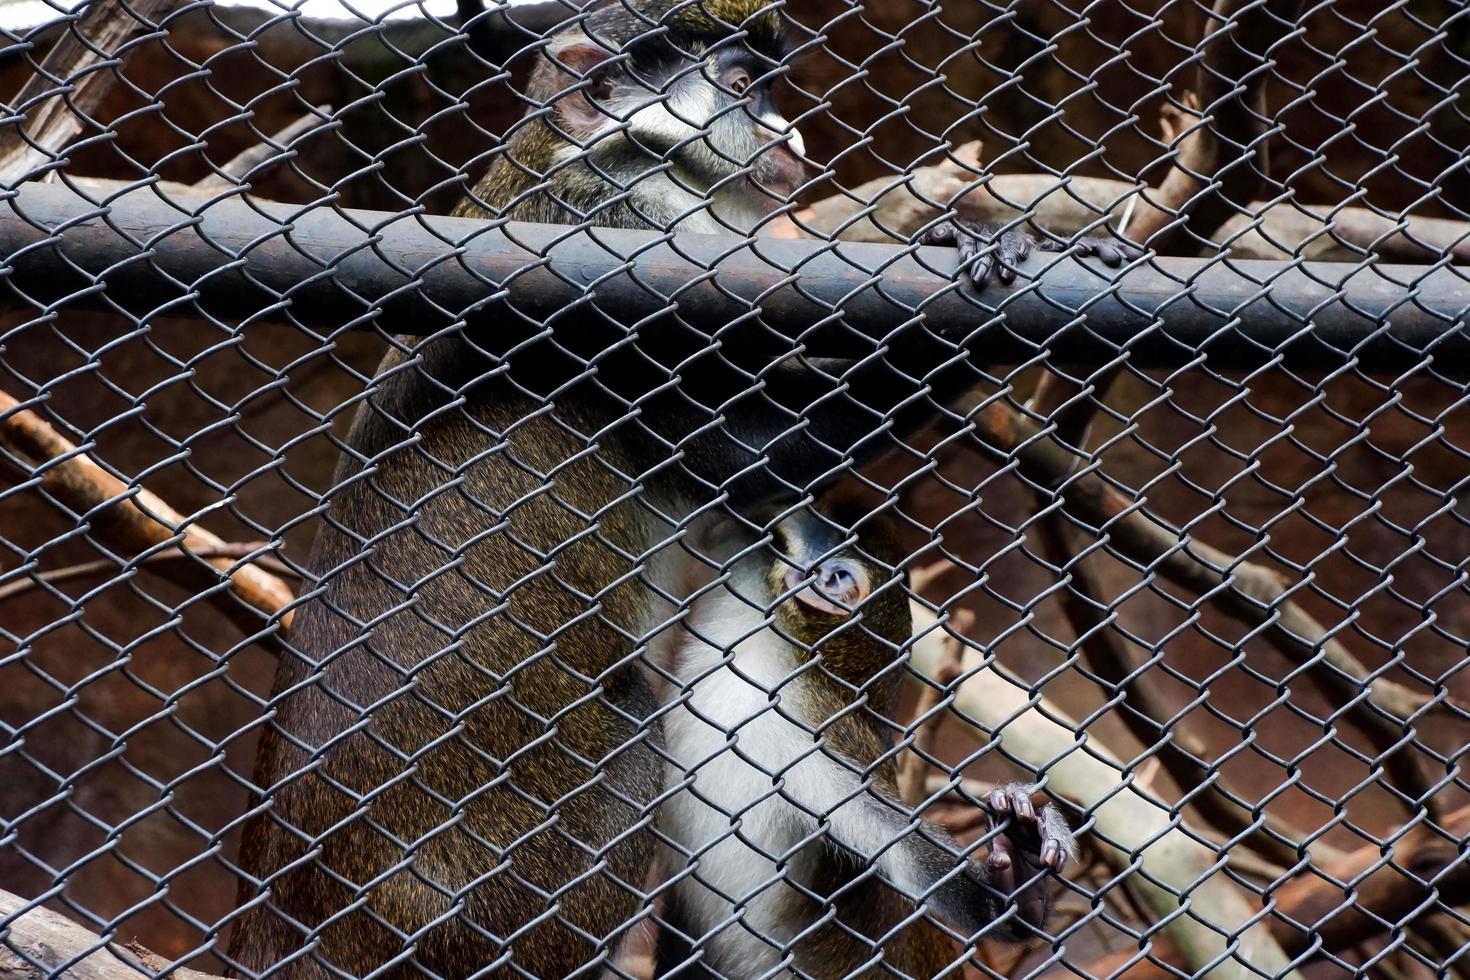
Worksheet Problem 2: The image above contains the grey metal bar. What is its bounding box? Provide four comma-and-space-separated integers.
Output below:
2, 181, 1467, 373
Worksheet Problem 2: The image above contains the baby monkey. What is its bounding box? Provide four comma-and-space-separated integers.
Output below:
658, 507, 1074, 979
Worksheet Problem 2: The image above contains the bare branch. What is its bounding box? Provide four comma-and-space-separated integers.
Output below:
1030, 513, 1324, 870
966, 398, 1453, 734
897, 604, 969, 805
791, 159, 1470, 265
1060, 803, 1470, 976
1270, 803, 1470, 958
0, 390, 296, 633
1125, 0, 1307, 253
193, 106, 333, 192
0, 0, 180, 181
905, 604, 1304, 979
785, 141, 986, 243
0, 888, 221, 980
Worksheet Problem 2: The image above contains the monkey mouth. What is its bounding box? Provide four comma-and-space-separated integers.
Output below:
755, 142, 817, 200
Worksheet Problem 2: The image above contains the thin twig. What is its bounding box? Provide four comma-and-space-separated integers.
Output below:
0, 543, 300, 605
969, 398, 1453, 733
907, 627, 1304, 978
1056, 802, 1470, 976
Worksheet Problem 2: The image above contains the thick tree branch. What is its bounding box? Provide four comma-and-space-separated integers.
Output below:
789, 155, 1470, 265
905, 607, 1304, 979
897, 603, 968, 806
1124, 0, 1306, 253
0, 889, 219, 980
0, 0, 181, 182
1270, 804, 1470, 959
1030, 515, 1318, 871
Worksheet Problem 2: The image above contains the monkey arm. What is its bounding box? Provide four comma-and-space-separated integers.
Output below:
841, 789, 1070, 945
771, 759, 1071, 945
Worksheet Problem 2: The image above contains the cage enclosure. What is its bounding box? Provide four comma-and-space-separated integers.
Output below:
0, 2, 1468, 979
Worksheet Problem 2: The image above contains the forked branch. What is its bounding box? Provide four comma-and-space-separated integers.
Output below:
1124, 0, 1307, 253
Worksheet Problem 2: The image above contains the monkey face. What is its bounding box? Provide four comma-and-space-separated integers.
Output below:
700, 49, 810, 201
536, 30, 811, 226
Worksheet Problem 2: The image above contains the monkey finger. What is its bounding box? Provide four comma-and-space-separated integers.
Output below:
985, 796, 1016, 876
923, 224, 957, 246
1093, 241, 1133, 267
1007, 784, 1036, 824
986, 828, 1016, 888
957, 231, 982, 264
952, 230, 987, 287
1038, 803, 1075, 871
967, 254, 995, 289
1002, 233, 1032, 266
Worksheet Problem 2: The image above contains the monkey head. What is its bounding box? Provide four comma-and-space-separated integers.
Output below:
765, 507, 913, 692
490, 0, 810, 229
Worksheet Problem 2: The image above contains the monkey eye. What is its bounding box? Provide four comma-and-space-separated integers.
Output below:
724, 68, 752, 96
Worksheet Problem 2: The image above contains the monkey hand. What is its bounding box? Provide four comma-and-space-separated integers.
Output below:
923, 218, 1136, 290
983, 782, 1074, 931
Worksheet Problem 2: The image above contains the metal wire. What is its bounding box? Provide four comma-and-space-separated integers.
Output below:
0, 2, 1468, 979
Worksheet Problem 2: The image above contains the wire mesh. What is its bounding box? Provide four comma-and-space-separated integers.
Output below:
0, 1, 1468, 979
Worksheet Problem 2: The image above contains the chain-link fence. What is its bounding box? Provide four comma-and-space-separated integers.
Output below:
1, 1, 1468, 978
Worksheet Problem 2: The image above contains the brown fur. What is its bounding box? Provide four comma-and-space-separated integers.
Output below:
231, 4, 801, 975
231, 351, 671, 978
232, 2, 1050, 976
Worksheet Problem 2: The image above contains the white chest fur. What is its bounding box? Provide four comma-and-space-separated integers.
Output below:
659, 589, 892, 978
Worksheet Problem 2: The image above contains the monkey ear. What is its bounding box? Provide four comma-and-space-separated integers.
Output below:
548, 40, 619, 136
786, 558, 870, 617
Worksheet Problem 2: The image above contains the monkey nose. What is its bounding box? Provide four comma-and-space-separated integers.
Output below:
759, 112, 809, 161
786, 125, 808, 161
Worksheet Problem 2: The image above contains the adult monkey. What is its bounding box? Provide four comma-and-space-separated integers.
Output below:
232, 2, 1123, 977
